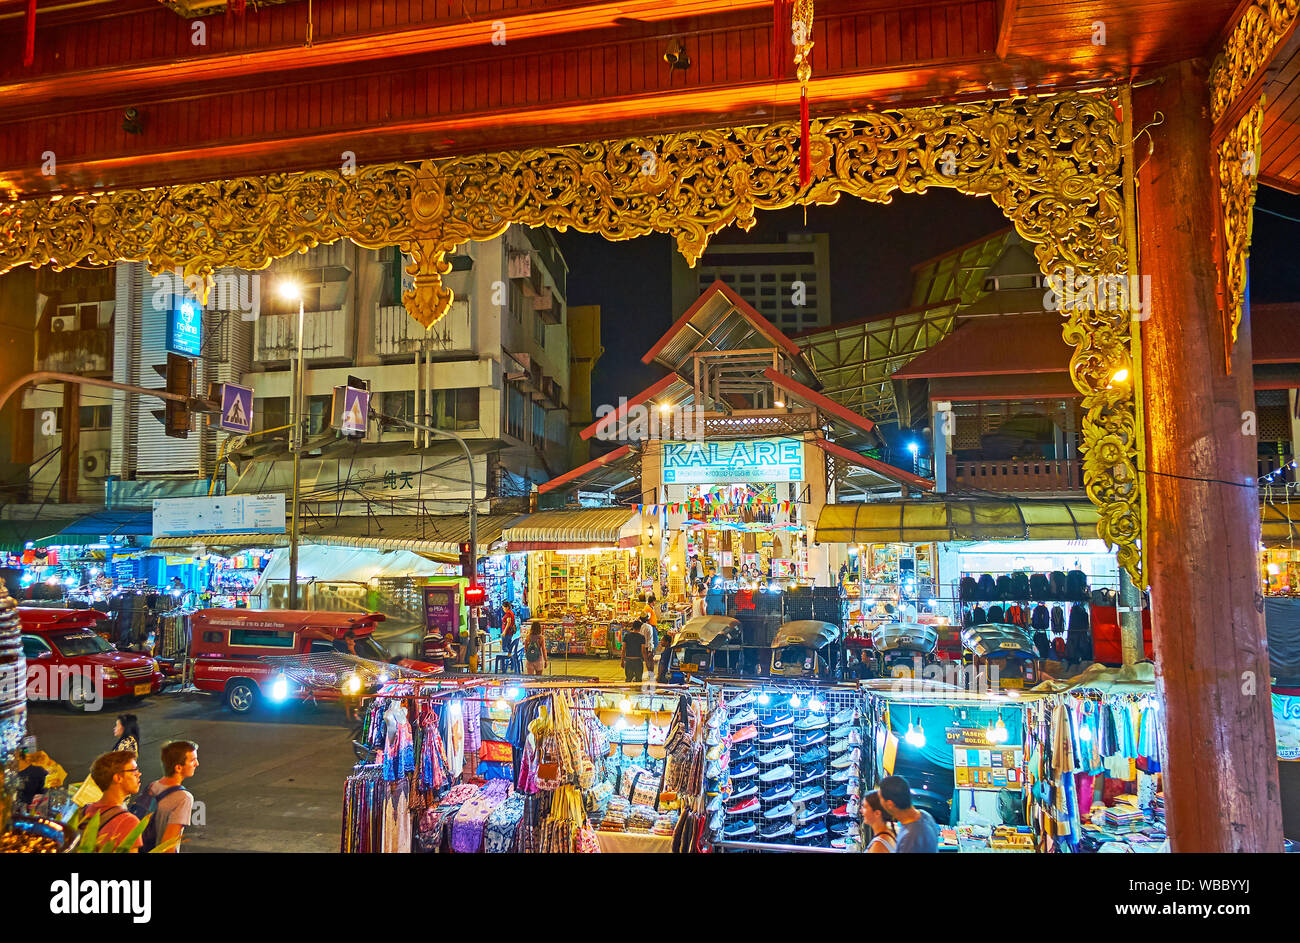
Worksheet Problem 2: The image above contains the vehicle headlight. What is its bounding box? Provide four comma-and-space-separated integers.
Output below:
343, 674, 362, 696
103, 667, 123, 680
270, 674, 290, 702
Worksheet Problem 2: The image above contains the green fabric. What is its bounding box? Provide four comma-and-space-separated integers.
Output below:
0, 520, 64, 551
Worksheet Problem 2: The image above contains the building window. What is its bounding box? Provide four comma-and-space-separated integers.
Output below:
534, 309, 546, 348
379, 390, 416, 428
432, 388, 479, 431
510, 282, 525, 324
307, 395, 332, 436
507, 387, 528, 442
228, 629, 295, 648
265, 284, 322, 317
380, 247, 404, 307
78, 405, 112, 430
260, 397, 290, 433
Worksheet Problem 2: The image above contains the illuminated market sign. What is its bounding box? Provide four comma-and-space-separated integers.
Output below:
167, 298, 203, 358
661, 437, 804, 484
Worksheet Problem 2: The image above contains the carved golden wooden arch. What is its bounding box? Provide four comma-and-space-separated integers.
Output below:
0, 91, 1144, 581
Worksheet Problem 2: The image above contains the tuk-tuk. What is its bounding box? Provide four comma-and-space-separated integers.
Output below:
869, 621, 940, 676
670, 615, 740, 681
770, 620, 842, 680
960, 623, 1039, 689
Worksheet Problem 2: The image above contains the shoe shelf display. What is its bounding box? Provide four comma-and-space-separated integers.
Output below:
709, 685, 864, 851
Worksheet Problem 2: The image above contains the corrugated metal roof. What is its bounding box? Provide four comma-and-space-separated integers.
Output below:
816, 498, 1100, 544
502, 507, 638, 545
890, 313, 1071, 380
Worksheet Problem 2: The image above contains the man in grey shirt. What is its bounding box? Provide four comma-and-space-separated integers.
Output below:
879, 775, 939, 853
145, 740, 199, 852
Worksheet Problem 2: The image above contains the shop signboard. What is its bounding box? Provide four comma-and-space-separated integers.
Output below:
1273, 690, 1300, 760
946, 726, 994, 747
152, 493, 286, 537
166, 297, 203, 358
661, 437, 804, 484
423, 585, 461, 642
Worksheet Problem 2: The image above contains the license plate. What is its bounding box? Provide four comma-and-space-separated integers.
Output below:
134, 683, 151, 696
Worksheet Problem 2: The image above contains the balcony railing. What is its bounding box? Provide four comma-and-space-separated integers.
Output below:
948, 456, 1082, 492
36, 328, 112, 374
254, 308, 351, 362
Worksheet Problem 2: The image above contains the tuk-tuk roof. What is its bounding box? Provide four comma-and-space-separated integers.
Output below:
675, 615, 740, 650
18, 607, 108, 631
771, 620, 841, 649
960, 623, 1037, 658
189, 608, 386, 639
870, 621, 939, 654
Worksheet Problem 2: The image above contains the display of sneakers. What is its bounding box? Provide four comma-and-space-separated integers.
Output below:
758, 745, 795, 765
792, 785, 825, 805
724, 821, 757, 839
830, 820, 854, 836
730, 690, 756, 708
797, 802, 829, 824
761, 783, 795, 803
796, 729, 827, 748
846, 780, 861, 797
762, 712, 794, 728
829, 783, 849, 800
732, 744, 756, 764
795, 820, 828, 841
759, 821, 795, 842
830, 707, 857, 725
706, 758, 725, 780
847, 730, 863, 747
706, 740, 729, 762
731, 708, 758, 726
759, 728, 793, 745
798, 764, 828, 786
730, 761, 758, 780
708, 710, 728, 729
727, 796, 759, 815
829, 724, 855, 741
828, 740, 851, 756
758, 764, 794, 783
731, 783, 758, 801
731, 724, 758, 743
707, 793, 725, 814
794, 713, 828, 730
763, 800, 795, 820
800, 744, 830, 765
830, 767, 859, 783
830, 748, 861, 769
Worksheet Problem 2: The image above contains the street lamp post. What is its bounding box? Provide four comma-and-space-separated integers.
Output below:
279, 280, 305, 610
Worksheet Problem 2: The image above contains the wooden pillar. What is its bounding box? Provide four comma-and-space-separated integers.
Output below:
1134, 61, 1284, 852
58, 381, 80, 504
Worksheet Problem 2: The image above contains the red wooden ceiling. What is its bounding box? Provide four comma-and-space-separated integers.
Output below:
0, 0, 1265, 199
1261, 30, 1300, 193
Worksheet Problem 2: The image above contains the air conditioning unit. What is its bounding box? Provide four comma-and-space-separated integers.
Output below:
50, 317, 71, 333
82, 449, 111, 479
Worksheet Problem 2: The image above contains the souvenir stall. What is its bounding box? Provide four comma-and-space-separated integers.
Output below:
668, 486, 812, 591
479, 551, 528, 639
207, 549, 272, 607
526, 548, 640, 655
838, 543, 952, 671
1022, 664, 1168, 853
862, 680, 1035, 852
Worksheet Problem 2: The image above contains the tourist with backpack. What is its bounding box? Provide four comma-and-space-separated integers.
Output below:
80, 750, 144, 851
136, 739, 199, 853
523, 622, 547, 676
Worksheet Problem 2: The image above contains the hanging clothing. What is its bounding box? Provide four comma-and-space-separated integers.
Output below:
1065, 604, 1092, 663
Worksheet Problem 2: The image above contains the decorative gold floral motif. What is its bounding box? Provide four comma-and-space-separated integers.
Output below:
0, 92, 1143, 580
1210, 0, 1300, 123
1218, 103, 1265, 351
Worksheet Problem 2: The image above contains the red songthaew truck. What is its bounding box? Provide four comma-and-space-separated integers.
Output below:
188, 609, 440, 713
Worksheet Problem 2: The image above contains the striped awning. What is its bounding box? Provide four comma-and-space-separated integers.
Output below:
501, 507, 641, 550
148, 513, 519, 560
816, 498, 1101, 544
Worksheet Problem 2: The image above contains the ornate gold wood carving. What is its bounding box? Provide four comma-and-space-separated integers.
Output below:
1210, 0, 1300, 123
0, 92, 1144, 580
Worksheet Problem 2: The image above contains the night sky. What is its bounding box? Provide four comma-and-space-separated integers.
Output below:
554, 183, 1300, 439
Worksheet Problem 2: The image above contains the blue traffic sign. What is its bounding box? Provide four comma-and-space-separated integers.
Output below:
219, 383, 254, 434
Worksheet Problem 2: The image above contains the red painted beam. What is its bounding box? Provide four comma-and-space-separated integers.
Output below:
644, 279, 806, 366
811, 437, 934, 491
579, 374, 680, 441
536, 443, 633, 494
761, 367, 876, 435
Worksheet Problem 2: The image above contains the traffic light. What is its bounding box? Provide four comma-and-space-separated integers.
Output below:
463, 584, 486, 608
151, 352, 193, 439
458, 541, 475, 579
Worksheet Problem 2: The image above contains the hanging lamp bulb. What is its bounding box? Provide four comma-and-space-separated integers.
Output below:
994, 715, 1007, 743
913, 720, 926, 748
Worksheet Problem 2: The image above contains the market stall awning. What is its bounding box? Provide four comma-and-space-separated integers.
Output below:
53, 510, 154, 539
502, 507, 641, 550
255, 546, 451, 589
815, 498, 1101, 544
147, 513, 518, 559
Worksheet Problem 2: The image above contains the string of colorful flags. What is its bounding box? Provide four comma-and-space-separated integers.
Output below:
635, 499, 797, 517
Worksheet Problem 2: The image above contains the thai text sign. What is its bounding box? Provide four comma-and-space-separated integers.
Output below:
152, 493, 286, 538
661, 437, 804, 484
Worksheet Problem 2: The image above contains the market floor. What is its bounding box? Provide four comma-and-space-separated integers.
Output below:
24, 691, 356, 853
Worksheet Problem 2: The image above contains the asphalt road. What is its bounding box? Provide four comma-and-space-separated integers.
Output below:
24, 691, 357, 853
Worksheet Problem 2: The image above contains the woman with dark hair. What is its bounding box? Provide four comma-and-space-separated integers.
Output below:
112, 714, 141, 754
861, 789, 897, 853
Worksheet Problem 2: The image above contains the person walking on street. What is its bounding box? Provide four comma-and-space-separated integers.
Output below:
654, 632, 674, 684
878, 775, 939, 853
81, 750, 144, 851
499, 601, 518, 654
143, 740, 198, 853
622, 618, 648, 682
113, 713, 140, 754
523, 622, 548, 676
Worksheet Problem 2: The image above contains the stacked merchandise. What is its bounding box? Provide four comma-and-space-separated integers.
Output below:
652, 809, 679, 837
959, 569, 1093, 662
715, 686, 862, 849
1024, 688, 1167, 852
598, 795, 630, 832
